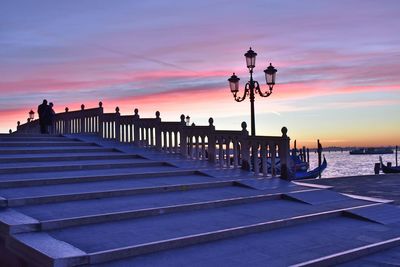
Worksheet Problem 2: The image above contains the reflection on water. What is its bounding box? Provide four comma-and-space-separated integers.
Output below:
306, 151, 398, 178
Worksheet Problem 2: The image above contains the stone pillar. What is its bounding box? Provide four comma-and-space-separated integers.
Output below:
98, 102, 104, 137
80, 104, 85, 133
179, 115, 188, 157
133, 108, 140, 145
115, 107, 120, 141
155, 111, 162, 150
207, 118, 216, 163
278, 127, 292, 179
240, 122, 250, 170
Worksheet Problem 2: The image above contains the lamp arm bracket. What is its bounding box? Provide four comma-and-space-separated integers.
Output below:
233, 83, 249, 102
255, 81, 272, 97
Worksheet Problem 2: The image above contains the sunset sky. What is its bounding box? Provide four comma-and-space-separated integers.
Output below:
1, 0, 399, 147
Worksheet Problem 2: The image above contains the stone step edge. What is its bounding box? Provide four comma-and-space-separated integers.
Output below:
290, 236, 400, 267
0, 169, 202, 188
0, 160, 166, 174
1, 180, 237, 207
88, 203, 382, 264
0, 137, 70, 141
0, 153, 142, 164
0, 147, 117, 155
0, 142, 98, 147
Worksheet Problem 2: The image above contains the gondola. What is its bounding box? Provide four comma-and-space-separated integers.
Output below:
379, 156, 400, 174
292, 156, 327, 180
258, 155, 308, 174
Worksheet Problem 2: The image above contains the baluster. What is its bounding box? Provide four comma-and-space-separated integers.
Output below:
218, 137, 224, 168
126, 124, 129, 142
143, 127, 147, 145
253, 144, 260, 176
201, 136, 206, 160
271, 144, 277, 176
188, 136, 193, 158
149, 127, 153, 146
163, 131, 167, 151
261, 143, 267, 176
129, 124, 133, 143
233, 139, 238, 168
194, 136, 199, 159
140, 127, 144, 146
175, 131, 179, 153
120, 124, 123, 142
98, 116, 102, 137
225, 139, 230, 167
148, 128, 151, 146
169, 131, 173, 153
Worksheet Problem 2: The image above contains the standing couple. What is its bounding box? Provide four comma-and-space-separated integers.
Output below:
37, 99, 55, 134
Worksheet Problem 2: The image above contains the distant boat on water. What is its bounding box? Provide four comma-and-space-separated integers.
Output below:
349, 147, 393, 155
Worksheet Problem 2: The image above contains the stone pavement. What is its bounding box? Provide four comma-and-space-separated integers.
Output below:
297, 174, 400, 205
0, 134, 399, 266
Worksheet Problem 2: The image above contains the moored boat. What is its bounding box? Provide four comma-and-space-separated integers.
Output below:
292, 156, 327, 180
379, 156, 400, 174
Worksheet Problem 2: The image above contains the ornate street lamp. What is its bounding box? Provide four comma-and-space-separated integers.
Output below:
28, 110, 35, 122
228, 47, 277, 136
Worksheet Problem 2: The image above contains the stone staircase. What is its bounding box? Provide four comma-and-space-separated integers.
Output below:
0, 134, 400, 267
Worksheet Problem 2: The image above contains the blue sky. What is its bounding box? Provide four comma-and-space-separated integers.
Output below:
1, 0, 399, 146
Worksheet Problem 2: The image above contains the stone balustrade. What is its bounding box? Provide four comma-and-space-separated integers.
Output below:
15, 103, 292, 178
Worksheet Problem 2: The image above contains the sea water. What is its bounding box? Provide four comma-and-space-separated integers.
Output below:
306, 151, 398, 178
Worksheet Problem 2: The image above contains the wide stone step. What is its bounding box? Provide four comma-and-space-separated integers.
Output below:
13, 183, 259, 220
0, 158, 164, 174
8, 201, 385, 266
0, 173, 229, 206
86, 216, 400, 267
0, 141, 98, 147
0, 152, 140, 164
15, 188, 366, 232
0, 146, 118, 154
0, 187, 280, 234
0, 169, 199, 188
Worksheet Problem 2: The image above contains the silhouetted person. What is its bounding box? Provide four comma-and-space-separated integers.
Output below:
47, 102, 55, 134
37, 99, 48, 134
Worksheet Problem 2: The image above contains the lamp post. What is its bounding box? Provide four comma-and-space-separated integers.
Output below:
28, 110, 35, 122
228, 47, 277, 136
